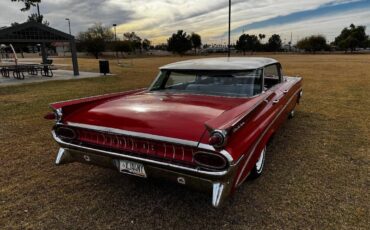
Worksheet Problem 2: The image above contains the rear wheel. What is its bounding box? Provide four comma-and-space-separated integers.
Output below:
249, 146, 266, 179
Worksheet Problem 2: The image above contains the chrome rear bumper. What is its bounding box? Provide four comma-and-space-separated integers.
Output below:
53, 132, 239, 207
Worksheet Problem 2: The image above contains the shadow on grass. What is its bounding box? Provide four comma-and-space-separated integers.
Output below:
55, 110, 331, 227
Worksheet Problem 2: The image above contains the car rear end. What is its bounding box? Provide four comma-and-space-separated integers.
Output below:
51, 122, 238, 207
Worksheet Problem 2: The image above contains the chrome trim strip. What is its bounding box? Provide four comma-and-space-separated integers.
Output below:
194, 152, 228, 170
67, 122, 199, 147
52, 131, 232, 177
212, 182, 225, 207
64, 122, 235, 164
198, 144, 234, 164
55, 126, 77, 140
55, 148, 66, 165
147, 90, 262, 99
235, 87, 302, 186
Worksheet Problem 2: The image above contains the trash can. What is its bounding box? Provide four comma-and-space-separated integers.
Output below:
99, 60, 110, 75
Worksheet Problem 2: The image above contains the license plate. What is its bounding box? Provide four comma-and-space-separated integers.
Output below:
119, 160, 147, 178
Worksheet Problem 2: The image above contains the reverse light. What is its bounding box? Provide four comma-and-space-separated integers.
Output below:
194, 152, 227, 170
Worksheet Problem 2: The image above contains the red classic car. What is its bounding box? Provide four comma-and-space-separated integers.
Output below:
46, 57, 302, 207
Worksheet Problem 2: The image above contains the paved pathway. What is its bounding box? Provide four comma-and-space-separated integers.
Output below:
0, 70, 109, 87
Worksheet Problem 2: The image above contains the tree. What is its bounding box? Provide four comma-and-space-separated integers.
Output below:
11, 0, 40, 11
167, 30, 192, 55
333, 24, 368, 52
27, 13, 49, 26
142, 39, 151, 51
113, 40, 133, 56
78, 23, 114, 59
297, 35, 329, 53
267, 34, 282, 52
190, 33, 202, 54
154, 44, 168, 51
236, 34, 260, 55
236, 34, 248, 55
258, 34, 266, 41
123, 32, 142, 52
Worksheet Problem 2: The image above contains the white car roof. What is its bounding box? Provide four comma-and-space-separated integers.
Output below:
160, 57, 278, 71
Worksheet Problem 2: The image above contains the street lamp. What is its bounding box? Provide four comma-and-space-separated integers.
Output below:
65, 18, 71, 35
113, 24, 117, 41
37, 3, 41, 17
228, 0, 231, 57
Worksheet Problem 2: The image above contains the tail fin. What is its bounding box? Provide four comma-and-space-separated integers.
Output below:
205, 91, 273, 136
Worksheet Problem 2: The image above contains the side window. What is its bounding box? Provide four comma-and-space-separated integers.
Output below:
264, 64, 281, 89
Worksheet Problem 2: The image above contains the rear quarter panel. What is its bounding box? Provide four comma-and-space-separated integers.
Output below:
227, 76, 302, 189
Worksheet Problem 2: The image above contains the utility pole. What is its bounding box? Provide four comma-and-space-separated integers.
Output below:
228, 0, 231, 58
65, 18, 71, 35
113, 24, 117, 41
113, 24, 118, 59
37, 3, 41, 17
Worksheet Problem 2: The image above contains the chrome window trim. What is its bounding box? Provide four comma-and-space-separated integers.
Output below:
148, 69, 265, 99
62, 122, 235, 164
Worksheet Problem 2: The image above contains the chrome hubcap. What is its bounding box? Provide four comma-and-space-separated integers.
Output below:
255, 147, 266, 173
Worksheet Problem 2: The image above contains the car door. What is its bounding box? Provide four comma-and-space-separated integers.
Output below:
234, 64, 286, 185
263, 64, 286, 133
279, 75, 299, 118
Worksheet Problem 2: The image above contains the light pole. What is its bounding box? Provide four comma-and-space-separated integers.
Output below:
228, 0, 231, 57
113, 24, 118, 59
113, 24, 117, 41
37, 3, 41, 17
65, 18, 71, 35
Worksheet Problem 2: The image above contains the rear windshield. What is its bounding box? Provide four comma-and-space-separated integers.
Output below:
150, 69, 262, 97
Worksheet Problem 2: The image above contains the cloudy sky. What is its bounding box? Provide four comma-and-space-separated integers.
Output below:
1, 0, 370, 44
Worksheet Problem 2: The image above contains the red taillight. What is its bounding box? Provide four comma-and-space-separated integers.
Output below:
44, 112, 56, 120
76, 128, 197, 165
194, 152, 227, 170
208, 131, 226, 148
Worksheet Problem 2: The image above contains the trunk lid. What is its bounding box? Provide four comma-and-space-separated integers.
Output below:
64, 92, 249, 143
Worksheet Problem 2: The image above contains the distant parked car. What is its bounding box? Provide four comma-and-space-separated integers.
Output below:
45, 57, 303, 207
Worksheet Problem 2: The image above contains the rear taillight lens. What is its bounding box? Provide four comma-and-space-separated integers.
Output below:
208, 131, 226, 148
55, 127, 77, 140
44, 112, 56, 120
194, 152, 227, 170
45, 108, 62, 122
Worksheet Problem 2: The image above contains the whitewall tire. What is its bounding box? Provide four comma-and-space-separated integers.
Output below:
249, 146, 266, 179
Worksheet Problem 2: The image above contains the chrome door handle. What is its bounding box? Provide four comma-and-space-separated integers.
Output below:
273, 99, 279, 104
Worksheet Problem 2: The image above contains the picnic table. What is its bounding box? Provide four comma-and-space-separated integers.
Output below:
0, 63, 56, 79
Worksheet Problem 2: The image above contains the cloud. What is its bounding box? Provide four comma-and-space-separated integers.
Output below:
1, 0, 134, 35
244, 9, 370, 43
1, 0, 369, 44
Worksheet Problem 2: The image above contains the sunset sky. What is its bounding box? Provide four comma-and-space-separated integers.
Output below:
1, 0, 370, 44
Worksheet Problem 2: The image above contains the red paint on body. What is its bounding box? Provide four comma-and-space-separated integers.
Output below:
63, 92, 250, 143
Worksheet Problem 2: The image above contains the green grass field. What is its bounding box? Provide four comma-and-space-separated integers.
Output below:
0, 54, 369, 229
